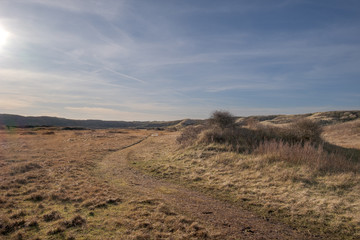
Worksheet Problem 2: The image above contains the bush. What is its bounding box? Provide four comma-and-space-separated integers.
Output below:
176, 125, 205, 146
198, 127, 269, 152
287, 119, 322, 143
209, 111, 236, 129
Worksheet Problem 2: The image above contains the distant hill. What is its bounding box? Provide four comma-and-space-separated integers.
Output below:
236, 110, 360, 125
1, 111, 359, 130
0, 114, 183, 129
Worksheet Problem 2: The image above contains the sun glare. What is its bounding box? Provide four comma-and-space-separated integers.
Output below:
0, 26, 9, 47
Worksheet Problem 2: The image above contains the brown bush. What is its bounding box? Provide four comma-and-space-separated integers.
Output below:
209, 110, 236, 129
287, 119, 323, 143
199, 127, 257, 152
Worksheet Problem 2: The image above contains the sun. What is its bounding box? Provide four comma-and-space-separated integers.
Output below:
0, 26, 9, 47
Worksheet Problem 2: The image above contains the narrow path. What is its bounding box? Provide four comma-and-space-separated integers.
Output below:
98, 133, 321, 239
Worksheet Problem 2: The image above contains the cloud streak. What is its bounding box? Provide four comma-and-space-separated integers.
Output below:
0, 0, 359, 120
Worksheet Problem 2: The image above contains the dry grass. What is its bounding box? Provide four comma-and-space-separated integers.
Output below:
134, 122, 360, 239
2, 115, 360, 239
255, 140, 358, 173
322, 119, 360, 149
0, 128, 212, 239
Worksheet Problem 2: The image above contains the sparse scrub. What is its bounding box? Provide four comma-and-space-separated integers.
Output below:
179, 111, 359, 174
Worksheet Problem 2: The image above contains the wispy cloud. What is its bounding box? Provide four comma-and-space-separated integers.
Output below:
19, 0, 126, 19
0, 0, 359, 120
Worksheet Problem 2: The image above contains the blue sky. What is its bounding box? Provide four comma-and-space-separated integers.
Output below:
0, 0, 359, 120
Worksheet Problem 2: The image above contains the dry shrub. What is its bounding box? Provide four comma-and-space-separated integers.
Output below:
209, 110, 236, 129
255, 140, 358, 173
176, 125, 205, 146
286, 119, 323, 143
198, 127, 259, 152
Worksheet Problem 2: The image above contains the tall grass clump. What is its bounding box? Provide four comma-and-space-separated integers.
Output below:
255, 140, 358, 173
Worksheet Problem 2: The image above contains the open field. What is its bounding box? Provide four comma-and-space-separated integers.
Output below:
0, 128, 216, 239
0, 128, 319, 239
1, 112, 359, 239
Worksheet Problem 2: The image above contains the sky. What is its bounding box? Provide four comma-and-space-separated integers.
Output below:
0, 0, 359, 121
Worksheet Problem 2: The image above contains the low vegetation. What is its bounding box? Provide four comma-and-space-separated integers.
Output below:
1, 110, 359, 239
134, 111, 360, 239
0, 128, 212, 239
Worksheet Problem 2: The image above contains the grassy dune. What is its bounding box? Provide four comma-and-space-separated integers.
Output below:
133, 115, 360, 239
